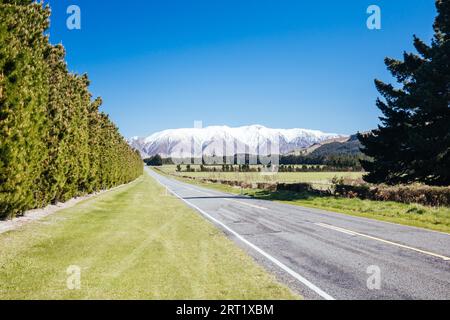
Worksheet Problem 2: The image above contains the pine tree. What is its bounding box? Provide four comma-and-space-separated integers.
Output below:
359, 0, 450, 186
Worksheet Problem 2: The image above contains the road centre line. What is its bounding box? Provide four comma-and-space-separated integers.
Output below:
315, 222, 450, 261
164, 179, 268, 210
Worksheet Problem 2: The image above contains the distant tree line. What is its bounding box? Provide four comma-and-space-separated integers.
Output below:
175, 162, 361, 173
176, 164, 261, 173
169, 154, 278, 166
162, 152, 366, 171
0, 1, 143, 219
144, 155, 163, 166
280, 154, 366, 170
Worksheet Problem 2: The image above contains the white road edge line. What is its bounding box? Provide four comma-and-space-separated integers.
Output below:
315, 222, 450, 261
163, 176, 269, 211
148, 171, 335, 300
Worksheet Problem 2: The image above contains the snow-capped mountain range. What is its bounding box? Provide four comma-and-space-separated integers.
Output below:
128, 125, 347, 159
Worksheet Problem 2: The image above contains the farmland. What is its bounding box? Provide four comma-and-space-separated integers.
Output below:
159, 165, 364, 187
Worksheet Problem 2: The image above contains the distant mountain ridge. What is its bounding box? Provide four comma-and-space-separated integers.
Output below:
287, 134, 363, 158
128, 125, 347, 158
309, 134, 363, 157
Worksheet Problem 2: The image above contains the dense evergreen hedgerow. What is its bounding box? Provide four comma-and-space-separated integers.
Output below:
0, 2, 143, 219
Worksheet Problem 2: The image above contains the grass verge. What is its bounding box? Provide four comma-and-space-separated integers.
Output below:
158, 170, 450, 234
0, 174, 299, 300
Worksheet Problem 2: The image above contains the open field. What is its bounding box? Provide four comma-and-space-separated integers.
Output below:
0, 174, 298, 300
156, 169, 450, 233
160, 165, 364, 186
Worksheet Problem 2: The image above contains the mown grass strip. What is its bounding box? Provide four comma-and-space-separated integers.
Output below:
0, 174, 299, 300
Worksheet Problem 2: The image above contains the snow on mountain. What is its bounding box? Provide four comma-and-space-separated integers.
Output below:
128, 125, 347, 158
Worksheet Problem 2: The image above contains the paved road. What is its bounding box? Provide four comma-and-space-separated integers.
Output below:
146, 168, 450, 300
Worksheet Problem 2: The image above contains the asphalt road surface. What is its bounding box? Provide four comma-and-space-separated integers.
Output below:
146, 168, 450, 300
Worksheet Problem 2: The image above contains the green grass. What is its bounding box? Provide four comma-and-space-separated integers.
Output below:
249, 190, 450, 233
0, 174, 299, 300
160, 170, 450, 234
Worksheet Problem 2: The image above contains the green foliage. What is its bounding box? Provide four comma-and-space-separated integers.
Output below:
280, 154, 365, 170
334, 184, 450, 207
144, 154, 163, 166
0, 0, 33, 4
0, 3, 143, 219
359, 1, 450, 186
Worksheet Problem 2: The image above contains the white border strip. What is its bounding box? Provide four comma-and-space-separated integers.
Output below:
148, 170, 335, 300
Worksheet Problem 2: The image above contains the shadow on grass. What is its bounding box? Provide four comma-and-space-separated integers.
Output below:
247, 189, 329, 202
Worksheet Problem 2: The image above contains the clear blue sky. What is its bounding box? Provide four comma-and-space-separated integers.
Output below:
46, 0, 437, 138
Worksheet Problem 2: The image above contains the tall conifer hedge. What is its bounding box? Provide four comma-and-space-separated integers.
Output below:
0, 1, 143, 219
